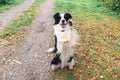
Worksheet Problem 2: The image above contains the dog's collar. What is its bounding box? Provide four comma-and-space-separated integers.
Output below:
61, 30, 65, 32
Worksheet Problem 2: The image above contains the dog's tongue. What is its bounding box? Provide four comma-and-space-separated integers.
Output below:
61, 24, 66, 28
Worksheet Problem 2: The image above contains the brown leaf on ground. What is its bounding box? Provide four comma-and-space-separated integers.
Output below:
90, 76, 98, 80
115, 59, 120, 65
59, 76, 64, 79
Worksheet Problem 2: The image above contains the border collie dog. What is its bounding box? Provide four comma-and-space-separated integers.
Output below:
47, 13, 79, 70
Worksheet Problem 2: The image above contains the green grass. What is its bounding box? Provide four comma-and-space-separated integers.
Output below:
51, 69, 78, 80
0, 0, 24, 13
54, 0, 120, 20
52, 0, 120, 80
114, 40, 120, 51
0, 0, 44, 37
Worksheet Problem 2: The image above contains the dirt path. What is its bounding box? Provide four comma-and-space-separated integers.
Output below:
0, 0, 35, 33
4, 0, 54, 80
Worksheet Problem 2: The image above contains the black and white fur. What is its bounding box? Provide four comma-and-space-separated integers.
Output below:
47, 13, 79, 70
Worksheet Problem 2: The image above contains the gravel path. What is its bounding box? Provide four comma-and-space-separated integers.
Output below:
4, 0, 54, 80
0, 0, 35, 33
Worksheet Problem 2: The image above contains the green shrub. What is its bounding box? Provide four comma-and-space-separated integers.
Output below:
0, 0, 16, 5
102, 0, 120, 13
0, 0, 7, 4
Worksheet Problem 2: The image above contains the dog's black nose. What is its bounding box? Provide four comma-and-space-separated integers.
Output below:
62, 20, 65, 23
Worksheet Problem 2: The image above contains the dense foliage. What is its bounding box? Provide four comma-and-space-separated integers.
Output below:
102, 0, 120, 13
0, 0, 16, 5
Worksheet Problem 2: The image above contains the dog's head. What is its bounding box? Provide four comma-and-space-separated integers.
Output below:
53, 13, 72, 28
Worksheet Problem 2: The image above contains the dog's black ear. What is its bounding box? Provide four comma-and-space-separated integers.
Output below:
53, 12, 60, 19
53, 12, 60, 25
65, 13, 72, 21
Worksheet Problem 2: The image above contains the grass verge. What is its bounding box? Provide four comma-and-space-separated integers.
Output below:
0, 0, 24, 13
0, 0, 44, 37
52, 0, 120, 80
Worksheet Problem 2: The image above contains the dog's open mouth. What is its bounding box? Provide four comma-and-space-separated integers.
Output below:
60, 24, 66, 28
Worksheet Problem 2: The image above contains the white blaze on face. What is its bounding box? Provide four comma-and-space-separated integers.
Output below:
59, 14, 66, 25
59, 14, 67, 28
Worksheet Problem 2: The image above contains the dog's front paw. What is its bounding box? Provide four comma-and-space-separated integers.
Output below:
63, 39, 68, 43
59, 39, 68, 43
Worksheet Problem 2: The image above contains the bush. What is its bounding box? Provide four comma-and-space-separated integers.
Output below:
111, 0, 120, 13
102, 0, 120, 13
0, 0, 15, 5
0, 0, 7, 4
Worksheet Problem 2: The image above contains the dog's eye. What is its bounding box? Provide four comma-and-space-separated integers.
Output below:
58, 16, 61, 20
64, 13, 72, 21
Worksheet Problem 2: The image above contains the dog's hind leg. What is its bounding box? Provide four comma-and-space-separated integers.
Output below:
51, 54, 61, 70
